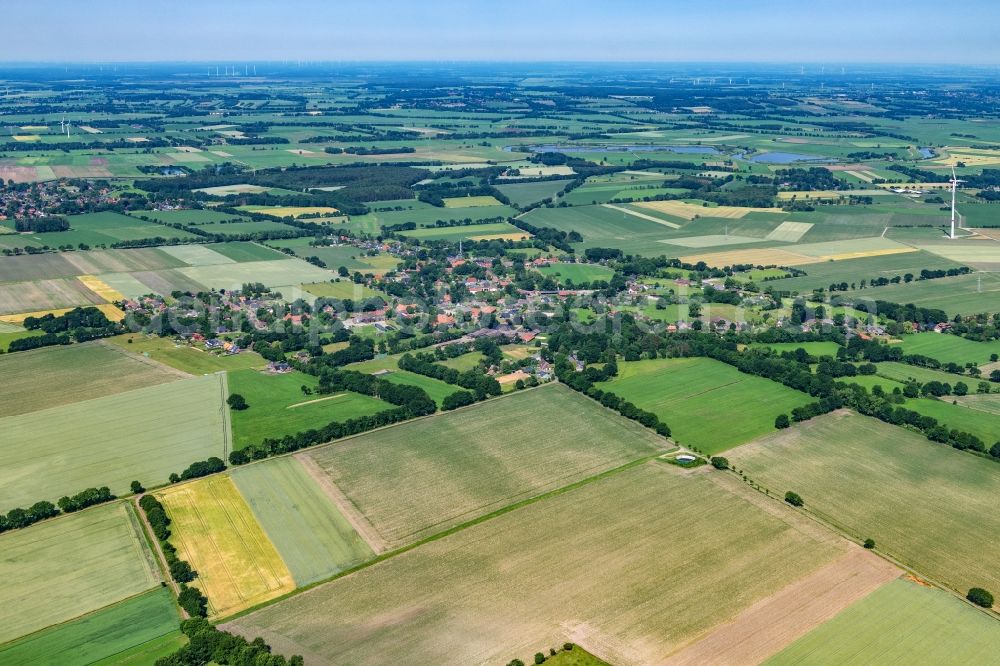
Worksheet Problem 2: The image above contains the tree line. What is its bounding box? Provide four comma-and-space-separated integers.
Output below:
154, 617, 302, 666
138, 494, 208, 616
0, 484, 117, 534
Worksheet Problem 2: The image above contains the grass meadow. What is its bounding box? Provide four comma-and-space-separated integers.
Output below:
535, 263, 614, 284
896, 332, 1000, 366
227, 368, 391, 450
729, 410, 1000, 595
106, 334, 266, 375
224, 463, 842, 664
0, 373, 228, 510
0, 502, 161, 644
598, 357, 813, 454
301, 385, 670, 547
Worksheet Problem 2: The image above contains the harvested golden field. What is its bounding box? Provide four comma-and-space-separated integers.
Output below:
157, 475, 295, 618
225, 463, 846, 665
0, 302, 125, 324
77, 275, 127, 301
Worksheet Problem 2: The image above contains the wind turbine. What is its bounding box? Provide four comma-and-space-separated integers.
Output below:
949, 166, 965, 240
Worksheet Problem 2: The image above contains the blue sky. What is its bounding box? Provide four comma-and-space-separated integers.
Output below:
6, 0, 1000, 63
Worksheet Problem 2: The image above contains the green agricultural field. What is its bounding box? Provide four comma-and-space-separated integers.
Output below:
436, 350, 484, 371
224, 463, 843, 665
441, 195, 503, 207
0, 328, 44, 352
729, 410, 1000, 595
208, 241, 289, 262
0, 587, 179, 666
137, 209, 251, 225
158, 244, 235, 266
0, 341, 184, 417
301, 384, 670, 547
397, 221, 528, 242
904, 397, 1000, 446
536, 262, 614, 284
754, 341, 843, 357
227, 368, 390, 450
761, 251, 963, 293
861, 273, 1000, 316
839, 374, 907, 393
345, 200, 517, 232
0, 373, 228, 510
0, 502, 161, 645
766, 579, 1000, 665
231, 457, 374, 585
875, 360, 975, 386
542, 646, 611, 666
494, 179, 571, 207
0, 212, 198, 251
375, 369, 457, 405
301, 279, 387, 301
105, 334, 265, 375
896, 332, 1000, 366
91, 631, 186, 666
196, 220, 296, 236
521, 204, 676, 256
264, 239, 398, 273
176, 258, 332, 291
0, 247, 185, 283
598, 357, 813, 454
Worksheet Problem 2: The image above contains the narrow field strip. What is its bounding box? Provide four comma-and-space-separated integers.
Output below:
601, 203, 682, 228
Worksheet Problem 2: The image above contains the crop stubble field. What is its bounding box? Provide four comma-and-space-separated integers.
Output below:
728, 410, 1000, 595
224, 463, 850, 665
301, 385, 671, 547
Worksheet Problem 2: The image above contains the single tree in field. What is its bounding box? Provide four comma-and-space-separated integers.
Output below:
710, 456, 729, 470
863, 538, 875, 549
130, 480, 144, 494
775, 414, 790, 429
227, 393, 249, 410
784, 491, 804, 507
967, 587, 994, 608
